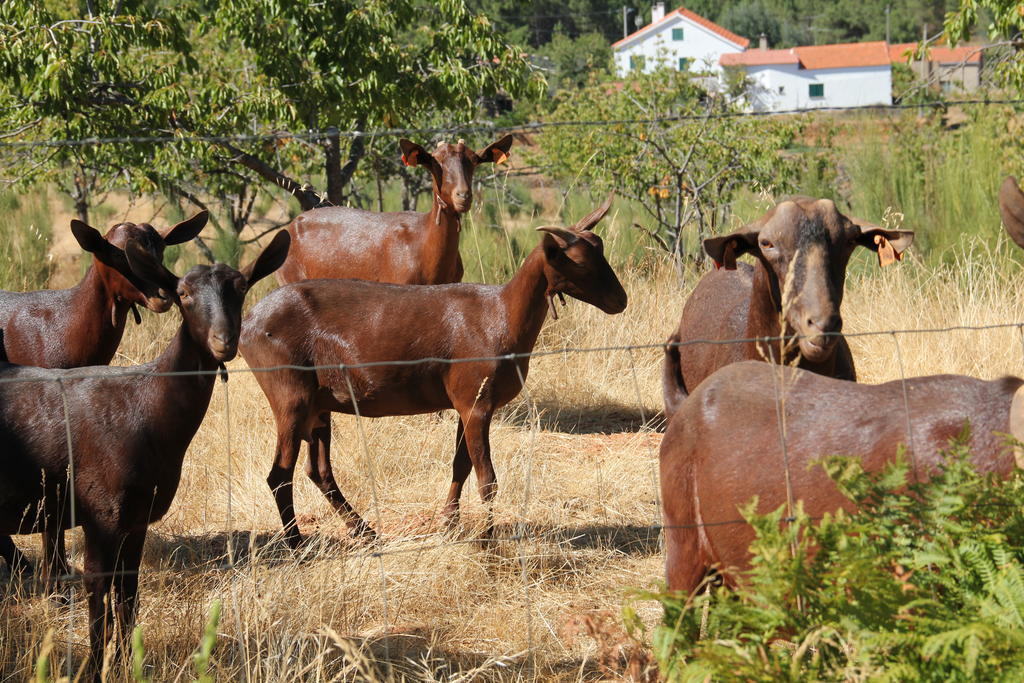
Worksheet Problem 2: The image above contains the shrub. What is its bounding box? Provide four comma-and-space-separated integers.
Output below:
634, 437, 1024, 680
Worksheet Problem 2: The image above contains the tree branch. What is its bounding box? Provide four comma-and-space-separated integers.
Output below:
216, 140, 321, 211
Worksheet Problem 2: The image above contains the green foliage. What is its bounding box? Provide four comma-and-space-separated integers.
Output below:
537, 30, 613, 91
638, 439, 1024, 680
699, 0, 949, 47
0, 0, 542, 246
192, 599, 222, 683
0, 1, 196, 221
841, 107, 1008, 259
468, 0, 650, 47
131, 625, 150, 683
892, 62, 947, 105
944, 0, 1024, 92
532, 68, 801, 258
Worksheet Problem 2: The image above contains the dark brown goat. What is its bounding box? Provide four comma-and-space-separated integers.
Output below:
0, 232, 289, 670
0, 211, 208, 368
0, 212, 208, 577
660, 361, 1024, 592
661, 197, 913, 419
659, 178, 1024, 592
276, 136, 514, 285
240, 197, 627, 548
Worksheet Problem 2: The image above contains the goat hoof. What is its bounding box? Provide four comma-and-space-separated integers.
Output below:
348, 521, 377, 544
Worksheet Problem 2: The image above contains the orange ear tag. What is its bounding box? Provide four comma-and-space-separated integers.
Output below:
494, 150, 509, 165
402, 150, 418, 167
874, 234, 901, 267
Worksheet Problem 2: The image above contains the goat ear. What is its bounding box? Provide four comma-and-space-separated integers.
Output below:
704, 230, 758, 270
574, 194, 614, 232
477, 134, 514, 165
125, 239, 178, 293
70, 220, 112, 257
399, 139, 433, 168
537, 226, 579, 250
162, 210, 208, 245
853, 221, 914, 267
242, 230, 291, 287
1000, 176, 1024, 249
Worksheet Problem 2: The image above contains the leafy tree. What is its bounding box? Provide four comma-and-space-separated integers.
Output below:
0, 0, 542, 261
537, 29, 613, 91
944, 0, 1024, 90
719, 1, 784, 48
0, 1, 196, 223
191, 0, 544, 211
532, 68, 801, 260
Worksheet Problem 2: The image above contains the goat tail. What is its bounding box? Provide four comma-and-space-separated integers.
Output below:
662, 333, 688, 422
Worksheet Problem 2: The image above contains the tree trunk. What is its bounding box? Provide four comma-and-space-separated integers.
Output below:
323, 128, 343, 206
73, 171, 89, 224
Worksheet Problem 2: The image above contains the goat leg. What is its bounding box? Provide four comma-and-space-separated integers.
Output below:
0, 534, 31, 576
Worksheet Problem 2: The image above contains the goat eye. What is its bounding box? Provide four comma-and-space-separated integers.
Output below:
760, 240, 774, 249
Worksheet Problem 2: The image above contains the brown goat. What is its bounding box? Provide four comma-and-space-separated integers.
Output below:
661, 197, 913, 419
240, 197, 627, 548
275, 136, 514, 285
0, 232, 289, 670
0, 212, 207, 577
0, 211, 208, 368
659, 178, 1024, 593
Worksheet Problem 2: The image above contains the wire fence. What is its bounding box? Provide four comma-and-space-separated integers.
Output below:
2, 315, 1024, 677
0, 86, 1022, 677
1, 98, 1022, 150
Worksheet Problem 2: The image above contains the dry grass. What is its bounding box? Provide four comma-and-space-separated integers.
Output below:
3, 205, 1024, 681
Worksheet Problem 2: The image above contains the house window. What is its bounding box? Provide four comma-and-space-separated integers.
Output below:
808, 83, 824, 98
678, 57, 689, 70
630, 55, 646, 71
672, 28, 684, 41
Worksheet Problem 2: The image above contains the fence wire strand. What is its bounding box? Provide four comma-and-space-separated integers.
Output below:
0, 99, 1022, 150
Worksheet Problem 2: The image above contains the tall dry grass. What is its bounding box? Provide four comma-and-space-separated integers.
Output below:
3, 184, 1024, 680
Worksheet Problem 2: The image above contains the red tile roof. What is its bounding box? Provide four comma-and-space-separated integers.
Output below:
720, 49, 800, 66
794, 41, 891, 69
612, 7, 750, 50
720, 41, 890, 69
888, 42, 982, 64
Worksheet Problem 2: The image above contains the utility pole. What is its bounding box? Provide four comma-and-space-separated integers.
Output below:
885, 3, 891, 45
622, 6, 635, 39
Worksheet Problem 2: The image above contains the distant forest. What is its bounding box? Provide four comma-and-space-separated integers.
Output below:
471, 1, 959, 48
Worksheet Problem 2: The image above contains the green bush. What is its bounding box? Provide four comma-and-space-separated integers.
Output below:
635, 437, 1024, 681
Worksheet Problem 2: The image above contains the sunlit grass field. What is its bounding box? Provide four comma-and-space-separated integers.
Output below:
3, 116, 1024, 679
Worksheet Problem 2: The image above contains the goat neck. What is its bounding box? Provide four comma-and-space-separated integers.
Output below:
745, 259, 786, 361
66, 262, 136, 366
421, 195, 463, 282
499, 246, 552, 352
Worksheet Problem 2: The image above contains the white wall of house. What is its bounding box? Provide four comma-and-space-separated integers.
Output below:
614, 14, 745, 77
743, 64, 892, 111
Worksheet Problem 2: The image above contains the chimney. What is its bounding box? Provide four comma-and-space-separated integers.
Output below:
759, 32, 768, 50
651, 2, 665, 24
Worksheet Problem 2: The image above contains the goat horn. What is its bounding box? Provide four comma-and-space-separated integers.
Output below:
536, 226, 579, 248
573, 193, 615, 232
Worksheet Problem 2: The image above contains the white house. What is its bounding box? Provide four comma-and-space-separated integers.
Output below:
612, 2, 749, 77
720, 41, 893, 111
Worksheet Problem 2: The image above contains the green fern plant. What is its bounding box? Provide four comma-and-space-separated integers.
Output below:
637, 436, 1024, 681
